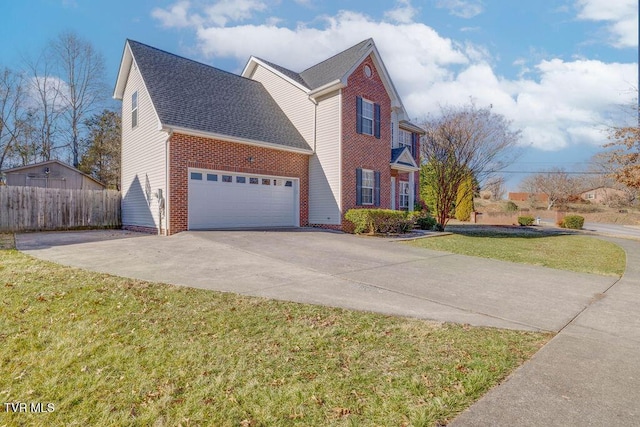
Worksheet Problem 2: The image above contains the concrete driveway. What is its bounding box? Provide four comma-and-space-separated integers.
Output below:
16, 229, 616, 332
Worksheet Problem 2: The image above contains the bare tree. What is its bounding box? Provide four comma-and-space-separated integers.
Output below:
602, 101, 639, 190
23, 51, 66, 163
420, 103, 521, 227
484, 176, 506, 201
51, 31, 107, 168
0, 67, 26, 170
520, 168, 577, 210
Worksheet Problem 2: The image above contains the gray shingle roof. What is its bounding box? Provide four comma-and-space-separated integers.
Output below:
299, 39, 373, 90
255, 39, 374, 91
127, 40, 311, 152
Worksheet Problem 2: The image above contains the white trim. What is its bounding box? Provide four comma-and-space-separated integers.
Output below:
391, 177, 396, 210
390, 147, 419, 171
338, 89, 343, 213
165, 125, 314, 155
242, 57, 310, 92
308, 80, 344, 99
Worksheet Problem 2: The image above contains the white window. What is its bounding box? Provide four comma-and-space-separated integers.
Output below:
361, 99, 374, 136
399, 130, 412, 149
361, 169, 374, 205
132, 91, 138, 128
400, 181, 410, 209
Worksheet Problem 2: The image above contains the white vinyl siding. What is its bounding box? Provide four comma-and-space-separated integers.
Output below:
309, 91, 341, 225
249, 64, 315, 144
121, 59, 167, 231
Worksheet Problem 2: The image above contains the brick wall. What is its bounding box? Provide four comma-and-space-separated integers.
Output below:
168, 133, 309, 234
341, 55, 392, 228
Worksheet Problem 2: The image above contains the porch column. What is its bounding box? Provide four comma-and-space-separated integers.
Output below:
409, 172, 415, 211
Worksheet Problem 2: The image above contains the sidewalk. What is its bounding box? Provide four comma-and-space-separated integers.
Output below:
451, 236, 640, 426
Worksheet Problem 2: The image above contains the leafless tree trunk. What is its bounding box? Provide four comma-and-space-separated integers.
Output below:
23, 51, 67, 164
0, 67, 26, 170
51, 31, 107, 168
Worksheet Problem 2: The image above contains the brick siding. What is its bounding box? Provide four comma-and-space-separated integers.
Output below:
168, 133, 309, 234
341, 55, 392, 230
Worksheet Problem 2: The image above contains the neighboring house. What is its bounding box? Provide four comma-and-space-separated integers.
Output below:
579, 187, 627, 204
508, 192, 549, 203
114, 38, 424, 235
3, 160, 106, 190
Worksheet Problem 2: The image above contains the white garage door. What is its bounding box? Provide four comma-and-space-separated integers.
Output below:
188, 169, 298, 229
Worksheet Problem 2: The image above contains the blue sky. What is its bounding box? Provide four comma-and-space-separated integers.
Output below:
1, 0, 637, 189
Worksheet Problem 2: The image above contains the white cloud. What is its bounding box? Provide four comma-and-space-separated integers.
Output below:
384, 0, 418, 24
204, 0, 267, 27
152, 1, 200, 29
575, 0, 638, 48
152, 0, 267, 29
436, 0, 484, 19
151, 1, 637, 152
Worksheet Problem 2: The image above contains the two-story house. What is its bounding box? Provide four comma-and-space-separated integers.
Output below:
114, 38, 423, 235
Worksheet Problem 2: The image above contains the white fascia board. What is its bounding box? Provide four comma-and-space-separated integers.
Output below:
308, 80, 344, 100
242, 57, 310, 93
165, 125, 314, 155
113, 42, 133, 99
399, 121, 426, 135
391, 163, 420, 172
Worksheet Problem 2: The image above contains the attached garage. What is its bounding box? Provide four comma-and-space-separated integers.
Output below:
187, 169, 299, 229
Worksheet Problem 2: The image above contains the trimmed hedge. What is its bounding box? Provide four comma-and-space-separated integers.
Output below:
560, 215, 584, 229
345, 209, 414, 234
518, 215, 535, 226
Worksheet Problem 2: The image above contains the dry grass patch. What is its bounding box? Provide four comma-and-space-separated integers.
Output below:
1, 246, 551, 426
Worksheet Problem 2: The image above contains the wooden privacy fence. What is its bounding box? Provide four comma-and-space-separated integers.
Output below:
0, 186, 121, 232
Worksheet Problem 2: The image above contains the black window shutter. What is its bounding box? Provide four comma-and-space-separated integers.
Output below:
356, 168, 363, 205
356, 97, 363, 134
374, 103, 381, 139
411, 133, 417, 158
374, 171, 381, 207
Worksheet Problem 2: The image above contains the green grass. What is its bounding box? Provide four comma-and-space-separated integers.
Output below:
0, 240, 551, 426
408, 229, 625, 277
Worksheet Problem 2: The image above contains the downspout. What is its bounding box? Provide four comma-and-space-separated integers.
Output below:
164, 129, 173, 236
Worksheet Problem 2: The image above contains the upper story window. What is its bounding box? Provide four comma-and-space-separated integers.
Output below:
131, 91, 138, 129
399, 130, 412, 149
356, 96, 381, 139
362, 100, 374, 135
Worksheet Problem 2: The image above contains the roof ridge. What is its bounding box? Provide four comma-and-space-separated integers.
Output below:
300, 38, 373, 74
127, 39, 257, 83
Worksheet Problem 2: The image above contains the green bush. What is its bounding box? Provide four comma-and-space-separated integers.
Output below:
560, 215, 584, 229
344, 209, 414, 234
415, 215, 437, 230
517, 215, 535, 226
504, 201, 519, 212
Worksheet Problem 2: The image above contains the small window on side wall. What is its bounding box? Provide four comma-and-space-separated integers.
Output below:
132, 91, 138, 128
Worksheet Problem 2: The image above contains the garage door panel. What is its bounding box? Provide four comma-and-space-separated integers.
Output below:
188, 170, 297, 229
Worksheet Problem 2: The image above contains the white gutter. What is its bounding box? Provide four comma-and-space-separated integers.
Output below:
163, 126, 314, 155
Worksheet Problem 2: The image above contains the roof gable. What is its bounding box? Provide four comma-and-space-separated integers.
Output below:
390, 147, 418, 171
2, 160, 106, 187
115, 40, 311, 153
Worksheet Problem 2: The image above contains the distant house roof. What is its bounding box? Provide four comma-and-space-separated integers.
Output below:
116, 40, 311, 153
2, 159, 106, 187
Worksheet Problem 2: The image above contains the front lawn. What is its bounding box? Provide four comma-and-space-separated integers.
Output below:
408, 227, 625, 277
0, 240, 551, 426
